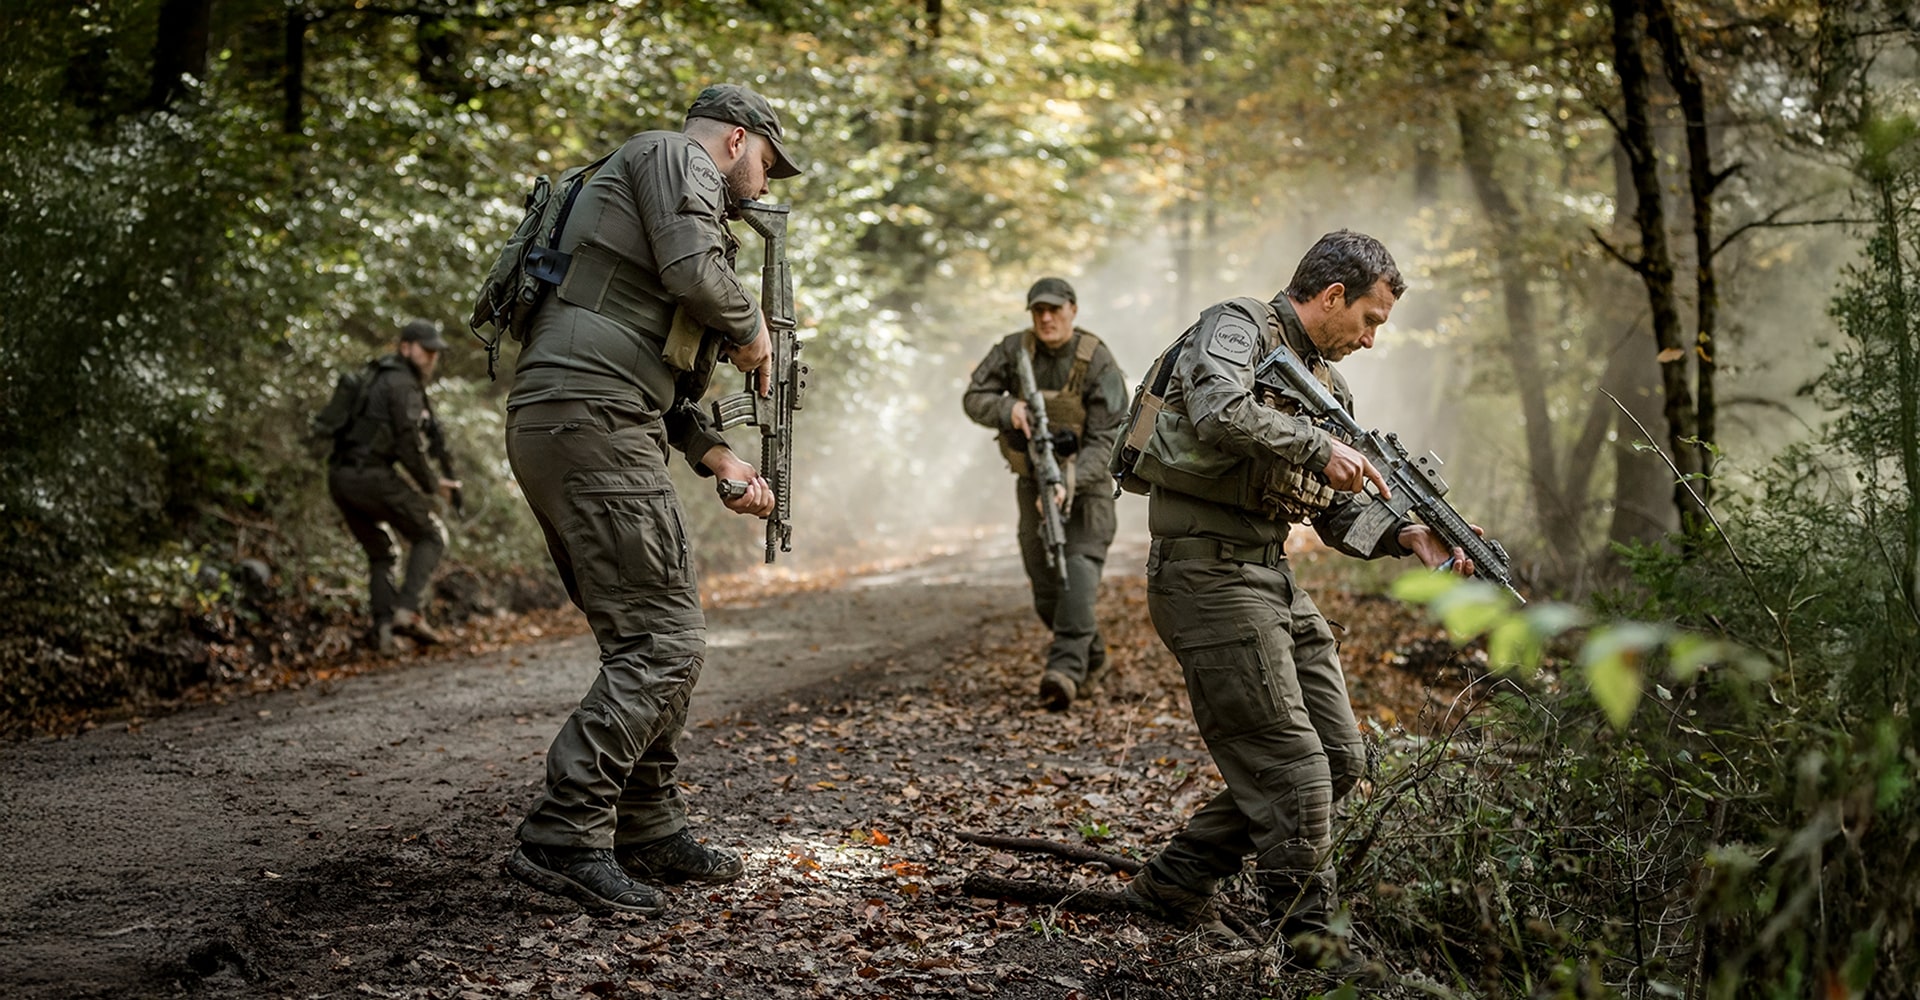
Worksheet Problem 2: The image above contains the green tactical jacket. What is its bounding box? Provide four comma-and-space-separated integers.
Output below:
1143, 295, 1411, 559
507, 130, 746, 469
340, 354, 455, 494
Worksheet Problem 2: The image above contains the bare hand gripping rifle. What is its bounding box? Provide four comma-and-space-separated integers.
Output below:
1254, 343, 1524, 603
1014, 347, 1071, 587
712, 200, 808, 563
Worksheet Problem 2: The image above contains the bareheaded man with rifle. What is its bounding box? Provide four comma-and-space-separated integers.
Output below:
963, 277, 1128, 711
1114, 231, 1495, 958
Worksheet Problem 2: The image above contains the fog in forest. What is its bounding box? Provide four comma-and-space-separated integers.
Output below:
744, 166, 1859, 579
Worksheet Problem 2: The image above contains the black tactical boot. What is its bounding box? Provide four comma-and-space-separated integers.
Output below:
1258, 867, 1370, 971
1258, 866, 1336, 938
1124, 868, 1246, 948
616, 830, 745, 885
505, 843, 664, 916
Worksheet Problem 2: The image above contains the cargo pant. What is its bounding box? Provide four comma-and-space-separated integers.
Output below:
506, 399, 705, 850
327, 464, 446, 626
1140, 537, 1367, 933
1015, 478, 1117, 685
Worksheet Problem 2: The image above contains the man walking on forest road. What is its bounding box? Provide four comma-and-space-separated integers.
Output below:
1117, 232, 1481, 957
327, 318, 461, 655
500, 84, 799, 916
963, 277, 1128, 711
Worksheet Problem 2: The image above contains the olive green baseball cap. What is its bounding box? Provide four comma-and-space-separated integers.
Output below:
685, 84, 802, 179
1026, 277, 1077, 308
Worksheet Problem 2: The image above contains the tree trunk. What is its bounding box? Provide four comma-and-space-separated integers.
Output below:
1603, 139, 1680, 552
1878, 181, 1920, 612
900, 0, 943, 150
1456, 107, 1581, 572
1172, 0, 1200, 323
1645, 0, 1721, 506
148, 0, 213, 110
283, 9, 307, 136
1607, 0, 1706, 537
417, 14, 474, 103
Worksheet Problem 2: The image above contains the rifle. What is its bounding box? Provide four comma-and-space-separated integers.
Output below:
1014, 346, 1071, 587
712, 200, 808, 563
1254, 342, 1524, 603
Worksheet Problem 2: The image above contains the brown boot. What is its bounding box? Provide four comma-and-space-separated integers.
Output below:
391, 608, 442, 645
1038, 670, 1076, 711
1124, 868, 1246, 948
1081, 643, 1111, 694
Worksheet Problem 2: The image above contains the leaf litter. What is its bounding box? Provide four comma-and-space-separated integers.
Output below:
149, 544, 1486, 1000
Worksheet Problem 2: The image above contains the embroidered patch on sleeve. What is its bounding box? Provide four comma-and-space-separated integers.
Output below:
1205, 315, 1258, 367
688, 152, 723, 198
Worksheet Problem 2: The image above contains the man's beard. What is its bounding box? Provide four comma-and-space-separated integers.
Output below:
724, 159, 758, 210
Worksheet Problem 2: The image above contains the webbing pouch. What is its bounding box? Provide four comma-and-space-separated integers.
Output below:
556, 243, 617, 313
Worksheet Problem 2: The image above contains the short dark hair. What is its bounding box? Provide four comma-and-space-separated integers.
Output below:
1283, 230, 1407, 304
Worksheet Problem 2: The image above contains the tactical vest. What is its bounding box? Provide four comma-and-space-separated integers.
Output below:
1129, 298, 1344, 523
999, 330, 1102, 478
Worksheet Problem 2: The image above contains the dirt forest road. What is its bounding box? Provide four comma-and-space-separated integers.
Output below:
0, 533, 1460, 1000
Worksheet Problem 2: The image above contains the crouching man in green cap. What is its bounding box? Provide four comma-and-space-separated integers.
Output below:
963, 277, 1128, 711
501, 83, 800, 916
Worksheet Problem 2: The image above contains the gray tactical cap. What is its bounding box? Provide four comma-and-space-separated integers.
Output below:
1026, 277, 1077, 308
685, 84, 802, 179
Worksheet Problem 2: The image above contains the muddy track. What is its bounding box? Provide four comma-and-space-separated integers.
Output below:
2, 533, 1450, 1000
0, 536, 1077, 999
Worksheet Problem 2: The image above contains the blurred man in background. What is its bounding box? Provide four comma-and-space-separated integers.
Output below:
963, 277, 1128, 711
326, 318, 460, 655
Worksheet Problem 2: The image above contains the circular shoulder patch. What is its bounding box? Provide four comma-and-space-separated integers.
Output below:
687, 149, 723, 198
1204, 314, 1258, 367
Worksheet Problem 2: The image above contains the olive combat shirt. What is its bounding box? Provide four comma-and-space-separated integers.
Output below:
1149, 295, 1412, 557
508, 131, 757, 469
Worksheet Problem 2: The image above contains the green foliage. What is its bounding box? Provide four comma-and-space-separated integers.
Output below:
1390, 572, 1766, 728
1358, 121, 1920, 990
0, 1, 1184, 721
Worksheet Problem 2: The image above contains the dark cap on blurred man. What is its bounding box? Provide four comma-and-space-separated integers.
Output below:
1026, 277, 1076, 309
685, 84, 803, 179
400, 319, 450, 352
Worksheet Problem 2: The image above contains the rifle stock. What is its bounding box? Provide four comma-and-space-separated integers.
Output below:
711, 200, 807, 563
1014, 348, 1071, 587
1254, 343, 1523, 603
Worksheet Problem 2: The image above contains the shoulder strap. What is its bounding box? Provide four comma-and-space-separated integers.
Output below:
549, 147, 619, 243
1064, 329, 1100, 394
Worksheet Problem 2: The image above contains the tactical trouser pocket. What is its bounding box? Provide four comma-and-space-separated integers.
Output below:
1179, 634, 1282, 742
563, 468, 701, 636
569, 472, 689, 593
